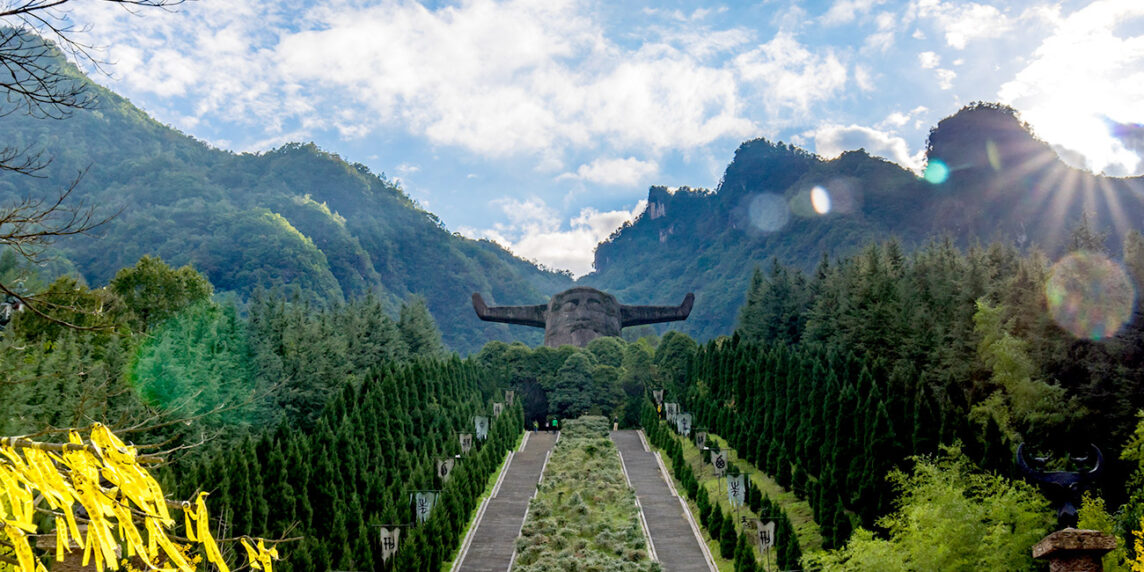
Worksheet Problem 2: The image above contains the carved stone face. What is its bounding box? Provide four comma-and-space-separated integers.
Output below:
544, 287, 621, 347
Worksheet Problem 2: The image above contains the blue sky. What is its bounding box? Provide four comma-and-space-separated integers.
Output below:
64, 0, 1144, 276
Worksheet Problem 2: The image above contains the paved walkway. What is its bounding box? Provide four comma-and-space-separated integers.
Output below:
456, 431, 558, 572
612, 430, 714, 572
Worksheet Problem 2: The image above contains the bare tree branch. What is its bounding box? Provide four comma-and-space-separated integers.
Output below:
0, 143, 49, 175
0, 1, 184, 330
0, 166, 124, 330
0, 1, 187, 118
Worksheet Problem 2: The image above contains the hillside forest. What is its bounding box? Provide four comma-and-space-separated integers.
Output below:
5, 23, 1144, 572
6, 221, 1144, 569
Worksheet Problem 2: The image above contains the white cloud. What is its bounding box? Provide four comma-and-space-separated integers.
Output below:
935, 68, 957, 90
909, 0, 1012, 49
68, 0, 759, 161
67, 0, 315, 134
880, 106, 928, 129
821, 0, 887, 26
734, 33, 848, 116
813, 123, 926, 172
463, 197, 647, 276
918, 51, 940, 69
642, 6, 724, 22
854, 65, 876, 91
883, 112, 910, 127
558, 157, 659, 187
998, 0, 1144, 175
864, 11, 898, 52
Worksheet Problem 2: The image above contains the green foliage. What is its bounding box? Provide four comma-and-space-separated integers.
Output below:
737, 260, 810, 346
187, 359, 524, 570
734, 531, 758, 572
686, 236, 1144, 552
0, 326, 141, 435
550, 352, 595, 419
398, 295, 446, 358
970, 298, 1080, 446
474, 335, 698, 429
808, 448, 1053, 571
1078, 492, 1130, 572
587, 336, 625, 368
109, 255, 213, 332
1119, 412, 1144, 563
130, 300, 269, 428
10, 275, 128, 340
653, 330, 697, 398
719, 510, 737, 559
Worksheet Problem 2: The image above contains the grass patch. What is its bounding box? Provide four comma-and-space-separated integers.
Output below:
512, 416, 660, 571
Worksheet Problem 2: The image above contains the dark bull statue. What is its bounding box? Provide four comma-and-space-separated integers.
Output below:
1016, 443, 1103, 529
472, 287, 694, 348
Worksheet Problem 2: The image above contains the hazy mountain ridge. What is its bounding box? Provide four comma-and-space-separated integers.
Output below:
0, 47, 572, 353
5, 43, 1142, 350
583, 103, 1144, 341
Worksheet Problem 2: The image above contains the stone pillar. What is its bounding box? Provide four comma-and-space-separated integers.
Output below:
1032, 529, 1117, 572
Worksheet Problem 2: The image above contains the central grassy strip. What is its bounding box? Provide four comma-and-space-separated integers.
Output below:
512, 416, 660, 571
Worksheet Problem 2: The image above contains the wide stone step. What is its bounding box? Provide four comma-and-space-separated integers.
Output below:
455, 431, 557, 572
612, 430, 714, 572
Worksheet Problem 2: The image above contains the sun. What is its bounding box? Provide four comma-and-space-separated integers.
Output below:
1026, 111, 1141, 177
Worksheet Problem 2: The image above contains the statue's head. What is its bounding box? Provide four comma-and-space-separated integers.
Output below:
544, 287, 621, 347
471, 287, 693, 348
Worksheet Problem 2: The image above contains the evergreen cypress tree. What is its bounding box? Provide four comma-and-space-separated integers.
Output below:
398, 295, 445, 358
775, 448, 792, 488
832, 502, 852, 548
733, 531, 755, 572
697, 486, 712, 528
720, 511, 738, 559
710, 502, 725, 541
778, 514, 803, 571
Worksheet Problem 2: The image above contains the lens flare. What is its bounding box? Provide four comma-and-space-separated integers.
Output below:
1045, 252, 1136, 340
747, 193, 789, 232
924, 160, 950, 184
811, 186, 831, 214
986, 140, 1002, 172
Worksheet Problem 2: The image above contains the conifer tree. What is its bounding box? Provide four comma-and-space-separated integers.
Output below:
734, 531, 757, 572
720, 510, 738, 559
398, 295, 446, 357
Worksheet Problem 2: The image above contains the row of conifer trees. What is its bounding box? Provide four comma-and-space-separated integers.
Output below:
641, 402, 802, 571
683, 338, 952, 549
180, 358, 522, 570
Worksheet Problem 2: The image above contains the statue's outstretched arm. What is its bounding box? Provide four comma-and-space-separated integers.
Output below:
620, 293, 695, 327
472, 293, 547, 328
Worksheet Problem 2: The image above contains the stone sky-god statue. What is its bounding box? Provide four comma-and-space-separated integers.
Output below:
472, 286, 694, 348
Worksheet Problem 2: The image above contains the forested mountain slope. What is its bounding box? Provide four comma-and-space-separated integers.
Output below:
0, 44, 572, 353
7, 41, 1143, 352
583, 104, 1144, 341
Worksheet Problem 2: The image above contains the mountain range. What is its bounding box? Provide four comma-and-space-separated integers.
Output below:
584, 103, 1144, 340
0, 48, 571, 353
3, 46, 1142, 351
